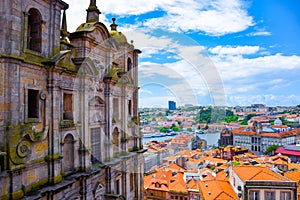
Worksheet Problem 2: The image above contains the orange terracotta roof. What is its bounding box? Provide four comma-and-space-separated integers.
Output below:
199, 180, 239, 200
233, 131, 256, 135
272, 156, 289, 165
215, 192, 238, 200
169, 172, 188, 193
187, 179, 198, 191
260, 131, 295, 138
188, 158, 201, 163
203, 173, 216, 181
176, 150, 198, 157
284, 170, 300, 182
144, 170, 173, 191
271, 125, 289, 128
233, 166, 287, 182
157, 163, 186, 172
288, 163, 300, 170
231, 127, 297, 138
284, 170, 300, 193
200, 157, 227, 165
216, 170, 229, 181
216, 163, 229, 170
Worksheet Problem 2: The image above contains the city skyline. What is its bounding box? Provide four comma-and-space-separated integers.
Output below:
65, 0, 300, 108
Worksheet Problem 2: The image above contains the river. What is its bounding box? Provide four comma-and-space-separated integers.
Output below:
142, 132, 220, 146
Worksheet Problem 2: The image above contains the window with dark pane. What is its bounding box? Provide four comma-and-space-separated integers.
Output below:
63, 93, 73, 120
27, 8, 42, 52
91, 128, 101, 164
28, 89, 39, 118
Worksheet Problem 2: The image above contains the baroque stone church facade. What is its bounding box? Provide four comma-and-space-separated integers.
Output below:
0, 0, 144, 199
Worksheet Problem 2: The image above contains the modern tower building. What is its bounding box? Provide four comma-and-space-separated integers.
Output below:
168, 101, 176, 110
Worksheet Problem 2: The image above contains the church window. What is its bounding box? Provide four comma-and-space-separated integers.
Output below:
130, 172, 134, 191
113, 98, 119, 120
27, 8, 42, 52
91, 127, 101, 164
128, 100, 132, 116
0, 153, 5, 171
63, 93, 73, 120
63, 134, 75, 172
115, 179, 120, 194
127, 57, 132, 72
28, 89, 39, 118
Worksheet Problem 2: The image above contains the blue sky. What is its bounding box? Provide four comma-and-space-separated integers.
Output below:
64, 0, 300, 108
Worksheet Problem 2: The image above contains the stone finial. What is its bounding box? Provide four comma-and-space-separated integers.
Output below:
86, 0, 101, 23
60, 9, 69, 40
90, 0, 96, 6
110, 18, 118, 31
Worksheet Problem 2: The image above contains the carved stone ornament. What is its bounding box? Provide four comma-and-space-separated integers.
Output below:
90, 78, 103, 92
16, 140, 31, 158
39, 90, 46, 100
22, 125, 48, 142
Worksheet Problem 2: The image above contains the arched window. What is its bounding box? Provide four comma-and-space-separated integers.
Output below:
127, 57, 132, 72
27, 8, 42, 52
112, 127, 120, 157
63, 134, 75, 172
113, 128, 119, 147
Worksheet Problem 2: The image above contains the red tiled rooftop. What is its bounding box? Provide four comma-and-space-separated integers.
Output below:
276, 147, 300, 157
233, 166, 287, 182
199, 180, 239, 200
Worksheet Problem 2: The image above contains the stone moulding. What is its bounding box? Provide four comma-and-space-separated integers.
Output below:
22, 125, 49, 143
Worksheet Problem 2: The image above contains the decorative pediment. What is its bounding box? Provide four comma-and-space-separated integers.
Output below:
90, 29, 104, 43
104, 66, 120, 82
76, 22, 110, 43
89, 96, 105, 107
50, 50, 76, 72
93, 182, 104, 200
118, 73, 134, 85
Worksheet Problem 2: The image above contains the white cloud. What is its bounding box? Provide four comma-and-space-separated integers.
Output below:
64, 0, 254, 36
247, 31, 271, 36
227, 94, 300, 106
211, 53, 300, 81
209, 45, 260, 55
143, 0, 254, 35
209, 53, 300, 97
139, 89, 153, 95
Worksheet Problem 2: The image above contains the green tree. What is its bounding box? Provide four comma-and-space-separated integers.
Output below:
246, 113, 256, 121
187, 128, 193, 132
226, 115, 239, 123
172, 126, 179, 132
160, 127, 168, 133
165, 110, 172, 116
240, 120, 248, 125
196, 108, 237, 124
204, 124, 209, 130
279, 116, 286, 125
265, 145, 280, 155
226, 110, 234, 116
